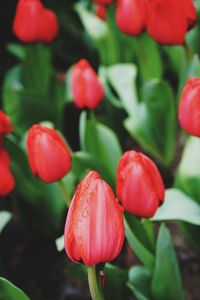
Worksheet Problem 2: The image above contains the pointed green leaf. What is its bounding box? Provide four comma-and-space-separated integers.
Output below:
152, 189, 200, 225
151, 224, 184, 300
0, 277, 30, 300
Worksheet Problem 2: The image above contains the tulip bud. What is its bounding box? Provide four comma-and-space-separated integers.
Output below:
13, 0, 59, 43
116, 150, 165, 218
0, 149, 15, 197
146, 0, 196, 45
70, 59, 104, 109
26, 125, 71, 183
64, 171, 124, 266
178, 78, 200, 138
116, 0, 146, 36
0, 111, 13, 143
95, 4, 106, 21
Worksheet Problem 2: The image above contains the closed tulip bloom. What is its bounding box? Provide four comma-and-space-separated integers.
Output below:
70, 59, 104, 109
0, 149, 15, 197
95, 4, 106, 20
64, 171, 124, 266
0, 111, 13, 140
178, 78, 200, 137
13, 0, 59, 43
146, 0, 196, 45
116, 0, 146, 35
26, 125, 71, 183
116, 150, 165, 218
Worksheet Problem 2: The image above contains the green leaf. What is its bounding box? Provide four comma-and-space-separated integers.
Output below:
152, 189, 200, 225
55, 235, 64, 252
5, 137, 67, 236
124, 79, 176, 166
75, 3, 119, 65
134, 33, 163, 82
151, 224, 184, 300
3, 45, 61, 135
106, 64, 138, 116
163, 46, 185, 77
125, 215, 155, 271
7, 43, 26, 60
79, 112, 122, 186
128, 266, 152, 300
0, 211, 12, 234
0, 277, 30, 300
175, 137, 200, 204
179, 137, 200, 178
72, 151, 105, 180
104, 264, 128, 300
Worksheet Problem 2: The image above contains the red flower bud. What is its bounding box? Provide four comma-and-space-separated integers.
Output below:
116, 150, 165, 218
13, 0, 59, 43
95, 4, 106, 21
26, 125, 71, 183
64, 171, 124, 266
70, 59, 104, 110
0, 149, 15, 197
146, 0, 196, 45
93, 0, 113, 5
178, 78, 200, 137
0, 111, 13, 144
116, 0, 146, 35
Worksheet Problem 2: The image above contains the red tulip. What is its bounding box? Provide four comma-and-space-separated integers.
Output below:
95, 4, 106, 20
0, 149, 15, 197
146, 0, 196, 45
116, 150, 165, 218
26, 125, 71, 183
64, 171, 124, 266
178, 78, 200, 137
70, 59, 104, 109
13, 0, 59, 43
0, 111, 13, 143
93, 0, 113, 5
116, 0, 146, 35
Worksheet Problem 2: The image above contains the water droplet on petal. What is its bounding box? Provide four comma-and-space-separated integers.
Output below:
82, 210, 88, 218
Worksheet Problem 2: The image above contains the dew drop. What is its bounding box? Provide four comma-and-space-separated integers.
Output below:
82, 210, 88, 218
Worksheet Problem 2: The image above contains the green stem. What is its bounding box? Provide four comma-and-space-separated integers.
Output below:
87, 266, 105, 300
183, 41, 193, 62
58, 181, 71, 207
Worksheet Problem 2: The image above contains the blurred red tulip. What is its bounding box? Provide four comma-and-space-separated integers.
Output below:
116, 0, 146, 35
0, 111, 13, 143
13, 0, 59, 43
93, 0, 113, 5
178, 78, 200, 137
64, 171, 124, 266
95, 4, 106, 20
26, 125, 71, 183
116, 150, 165, 218
70, 59, 104, 109
0, 149, 15, 197
146, 0, 196, 45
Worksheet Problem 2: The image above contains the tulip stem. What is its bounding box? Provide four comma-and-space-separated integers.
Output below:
58, 181, 70, 207
183, 41, 193, 62
87, 266, 105, 300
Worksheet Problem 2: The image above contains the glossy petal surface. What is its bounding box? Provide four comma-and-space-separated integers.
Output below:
0, 149, 15, 197
116, 150, 165, 218
27, 125, 71, 183
116, 0, 146, 35
70, 59, 104, 110
146, 0, 196, 45
64, 171, 125, 266
178, 78, 200, 137
13, 0, 59, 43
